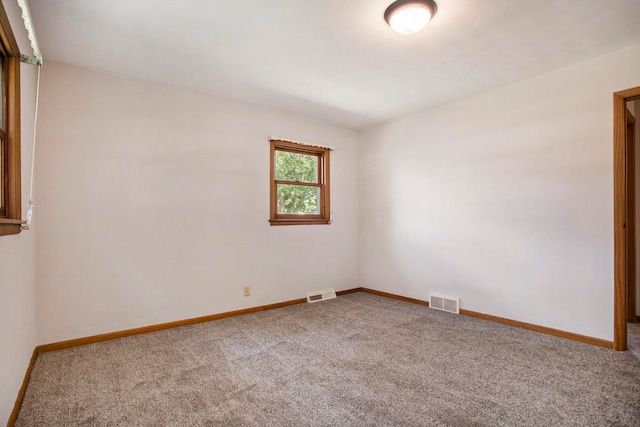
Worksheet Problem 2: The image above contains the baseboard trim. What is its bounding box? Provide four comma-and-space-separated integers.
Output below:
359, 287, 429, 306
336, 288, 362, 296
36, 298, 305, 353
359, 287, 613, 350
7, 348, 37, 427
459, 309, 613, 349
36, 288, 362, 354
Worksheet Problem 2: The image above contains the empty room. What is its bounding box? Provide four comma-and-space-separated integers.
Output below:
2, 0, 640, 425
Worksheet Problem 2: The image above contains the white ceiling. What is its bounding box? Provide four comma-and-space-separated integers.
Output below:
28, 0, 640, 130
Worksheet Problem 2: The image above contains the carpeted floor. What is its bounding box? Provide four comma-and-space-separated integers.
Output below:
15, 292, 640, 426
629, 322, 640, 360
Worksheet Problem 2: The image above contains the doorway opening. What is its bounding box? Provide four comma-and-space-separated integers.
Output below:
613, 86, 640, 351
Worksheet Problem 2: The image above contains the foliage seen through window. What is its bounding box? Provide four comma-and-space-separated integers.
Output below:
275, 151, 319, 214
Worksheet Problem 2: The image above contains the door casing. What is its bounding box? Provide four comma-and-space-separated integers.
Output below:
613, 87, 640, 351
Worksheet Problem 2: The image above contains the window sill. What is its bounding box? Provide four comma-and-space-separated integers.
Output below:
0, 221, 22, 236
269, 218, 330, 226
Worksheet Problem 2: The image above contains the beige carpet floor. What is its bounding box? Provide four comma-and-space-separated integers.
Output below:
16, 292, 640, 426
628, 322, 640, 360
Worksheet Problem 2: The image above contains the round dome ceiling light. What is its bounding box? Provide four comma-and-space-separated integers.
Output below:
384, 0, 438, 35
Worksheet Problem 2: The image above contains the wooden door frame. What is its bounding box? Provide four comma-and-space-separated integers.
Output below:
613, 86, 640, 351
628, 110, 636, 324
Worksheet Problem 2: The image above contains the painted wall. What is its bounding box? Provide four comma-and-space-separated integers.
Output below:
0, 1, 38, 424
35, 62, 360, 344
359, 43, 640, 341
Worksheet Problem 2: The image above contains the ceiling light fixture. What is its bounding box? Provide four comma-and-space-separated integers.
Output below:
384, 0, 437, 35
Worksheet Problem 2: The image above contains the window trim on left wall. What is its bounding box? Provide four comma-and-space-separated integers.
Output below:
0, 1, 22, 236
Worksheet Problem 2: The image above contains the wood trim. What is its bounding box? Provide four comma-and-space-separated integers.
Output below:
0, 223, 21, 236
0, 0, 21, 237
0, 218, 23, 224
269, 218, 331, 226
359, 288, 614, 349
269, 140, 331, 226
270, 140, 276, 220
271, 139, 326, 154
275, 180, 322, 188
616, 88, 640, 100
36, 288, 363, 354
5, 55, 20, 220
336, 287, 362, 296
7, 349, 37, 427
0, 1, 19, 56
614, 91, 626, 350
324, 147, 331, 221
627, 109, 637, 323
459, 309, 613, 349
17, 289, 359, 352
37, 298, 307, 353
360, 287, 430, 306
26, 288, 617, 372
0, 56, 22, 236
613, 87, 640, 351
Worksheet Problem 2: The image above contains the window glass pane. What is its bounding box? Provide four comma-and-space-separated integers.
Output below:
277, 184, 320, 214
275, 150, 318, 183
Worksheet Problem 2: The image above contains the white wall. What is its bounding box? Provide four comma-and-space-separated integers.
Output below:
35, 62, 359, 344
0, 0, 38, 423
360, 43, 640, 341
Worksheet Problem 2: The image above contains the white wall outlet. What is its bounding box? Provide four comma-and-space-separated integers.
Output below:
244, 285, 250, 297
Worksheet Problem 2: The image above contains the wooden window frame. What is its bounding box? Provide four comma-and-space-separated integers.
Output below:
269, 140, 330, 226
0, 1, 21, 236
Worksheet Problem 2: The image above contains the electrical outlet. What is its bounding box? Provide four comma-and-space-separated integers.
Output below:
244, 285, 250, 297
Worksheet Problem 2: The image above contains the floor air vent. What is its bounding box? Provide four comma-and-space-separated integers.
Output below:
307, 288, 337, 303
429, 293, 460, 314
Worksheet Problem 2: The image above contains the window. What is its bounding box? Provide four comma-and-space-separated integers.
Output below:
0, 1, 22, 236
270, 139, 330, 226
